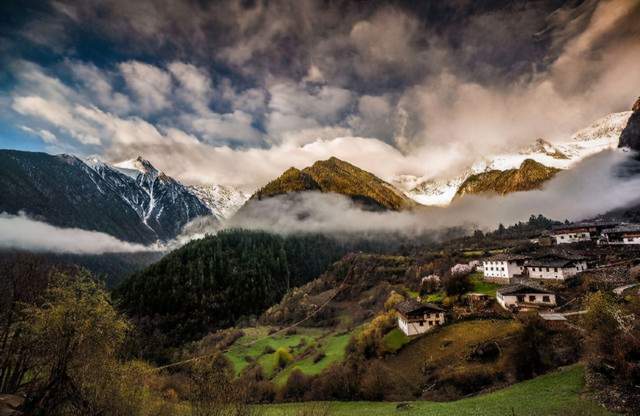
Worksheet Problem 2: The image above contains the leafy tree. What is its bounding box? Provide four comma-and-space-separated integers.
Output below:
443, 273, 472, 296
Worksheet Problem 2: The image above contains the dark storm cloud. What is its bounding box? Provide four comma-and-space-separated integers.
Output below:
2, 0, 640, 189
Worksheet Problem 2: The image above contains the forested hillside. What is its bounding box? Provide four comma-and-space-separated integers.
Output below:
116, 230, 351, 350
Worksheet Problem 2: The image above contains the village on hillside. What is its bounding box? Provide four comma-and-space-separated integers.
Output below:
396, 220, 640, 338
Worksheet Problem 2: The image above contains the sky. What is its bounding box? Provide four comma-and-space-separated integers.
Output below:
1, 0, 639, 191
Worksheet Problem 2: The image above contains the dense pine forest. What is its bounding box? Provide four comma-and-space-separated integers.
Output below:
116, 230, 353, 351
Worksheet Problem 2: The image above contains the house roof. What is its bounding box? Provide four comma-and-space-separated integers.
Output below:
526, 251, 587, 268
526, 258, 578, 268
552, 221, 619, 233
395, 299, 444, 315
497, 283, 553, 296
485, 253, 530, 262
602, 224, 640, 234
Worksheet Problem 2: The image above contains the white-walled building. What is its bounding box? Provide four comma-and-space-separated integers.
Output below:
552, 222, 619, 245
395, 299, 445, 336
496, 284, 556, 310
552, 226, 591, 244
482, 254, 530, 282
600, 225, 640, 245
525, 254, 588, 280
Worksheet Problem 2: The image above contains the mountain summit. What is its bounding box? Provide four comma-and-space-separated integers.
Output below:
0, 150, 213, 243
455, 159, 560, 198
252, 157, 416, 211
619, 97, 640, 151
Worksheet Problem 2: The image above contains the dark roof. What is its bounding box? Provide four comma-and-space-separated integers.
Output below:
497, 283, 553, 296
552, 221, 619, 232
526, 259, 576, 268
603, 224, 640, 234
485, 253, 530, 262
395, 299, 444, 315
526, 251, 587, 267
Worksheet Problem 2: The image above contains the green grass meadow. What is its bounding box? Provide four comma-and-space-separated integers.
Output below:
262, 365, 613, 415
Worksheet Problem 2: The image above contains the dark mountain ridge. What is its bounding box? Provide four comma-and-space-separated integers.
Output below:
618, 97, 640, 151
0, 150, 212, 243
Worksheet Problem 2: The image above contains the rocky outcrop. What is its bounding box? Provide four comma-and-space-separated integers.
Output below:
455, 159, 560, 198
618, 97, 640, 150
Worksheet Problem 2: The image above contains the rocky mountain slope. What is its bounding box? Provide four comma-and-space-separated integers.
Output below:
0, 150, 213, 243
187, 184, 248, 220
455, 159, 560, 198
405, 111, 632, 206
618, 97, 640, 151
252, 157, 416, 211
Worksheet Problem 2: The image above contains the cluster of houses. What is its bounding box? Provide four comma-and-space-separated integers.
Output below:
481, 252, 588, 283
395, 220, 640, 336
551, 221, 640, 245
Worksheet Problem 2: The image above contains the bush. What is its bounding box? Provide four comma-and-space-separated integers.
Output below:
443, 273, 472, 296
275, 347, 294, 369
312, 351, 326, 363
263, 345, 276, 354
384, 291, 405, 311
279, 369, 312, 402
359, 361, 393, 400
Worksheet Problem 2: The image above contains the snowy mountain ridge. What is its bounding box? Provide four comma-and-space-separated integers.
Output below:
188, 184, 249, 221
402, 111, 632, 206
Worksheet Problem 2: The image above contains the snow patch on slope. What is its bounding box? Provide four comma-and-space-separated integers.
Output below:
188, 184, 249, 220
402, 111, 632, 206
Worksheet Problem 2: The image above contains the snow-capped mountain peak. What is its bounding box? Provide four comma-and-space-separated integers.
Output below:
188, 184, 249, 220
402, 110, 633, 206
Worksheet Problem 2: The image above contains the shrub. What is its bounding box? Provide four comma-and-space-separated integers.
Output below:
279, 369, 312, 402
263, 345, 275, 355
312, 351, 326, 363
384, 291, 405, 311
275, 347, 294, 368
359, 361, 393, 400
443, 273, 472, 296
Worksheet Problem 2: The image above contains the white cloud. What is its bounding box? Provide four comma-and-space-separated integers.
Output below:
0, 212, 153, 254
119, 61, 172, 114
230, 150, 640, 235
19, 125, 58, 144
68, 60, 132, 114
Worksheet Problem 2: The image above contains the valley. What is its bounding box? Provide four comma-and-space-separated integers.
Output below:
1, 2, 640, 414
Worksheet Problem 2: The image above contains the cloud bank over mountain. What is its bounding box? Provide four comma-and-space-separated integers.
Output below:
1, 0, 639, 190
0, 213, 154, 254
228, 150, 640, 235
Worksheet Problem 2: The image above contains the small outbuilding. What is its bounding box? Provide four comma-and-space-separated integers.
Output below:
395, 299, 445, 336
496, 283, 556, 310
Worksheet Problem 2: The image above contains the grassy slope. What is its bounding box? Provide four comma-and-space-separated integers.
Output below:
225, 327, 350, 381
468, 271, 500, 297
382, 328, 411, 353
383, 320, 522, 389
272, 333, 351, 385
263, 365, 613, 416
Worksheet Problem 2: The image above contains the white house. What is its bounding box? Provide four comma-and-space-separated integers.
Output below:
496, 284, 556, 310
552, 225, 591, 244
482, 254, 530, 282
525, 254, 588, 280
552, 221, 619, 245
395, 299, 445, 336
600, 224, 640, 245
